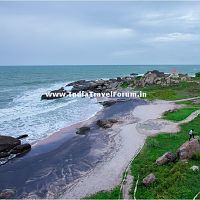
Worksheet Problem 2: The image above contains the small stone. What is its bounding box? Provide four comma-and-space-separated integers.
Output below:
76, 126, 90, 135
190, 165, 199, 172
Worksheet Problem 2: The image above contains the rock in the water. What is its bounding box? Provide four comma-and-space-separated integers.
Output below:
76, 126, 90, 135
142, 173, 156, 186
156, 152, 177, 165
177, 137, 200, 160
16, 134, 28, 140
41, 88, 69, 100
96, 119, 118, 129
10, 143, 31, 154
0, 189, 15, 199
0, 136, 21, 152
0, 152, 10, 158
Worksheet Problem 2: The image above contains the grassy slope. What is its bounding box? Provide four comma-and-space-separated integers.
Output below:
130, 116, 200, 199
138, 81, 200, 100
162, 107, 199, 121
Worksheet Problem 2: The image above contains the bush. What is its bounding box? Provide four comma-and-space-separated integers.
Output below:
191, 152, 200, 161
121, 81, 129, 88
195, 72, 200, 78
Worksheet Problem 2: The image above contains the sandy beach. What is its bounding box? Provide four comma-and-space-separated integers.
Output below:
62, 100, 181, 198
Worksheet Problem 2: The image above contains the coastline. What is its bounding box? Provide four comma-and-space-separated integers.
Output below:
62, 100, 181, 199
0, 97, 182, 199
0, 98, 146, 198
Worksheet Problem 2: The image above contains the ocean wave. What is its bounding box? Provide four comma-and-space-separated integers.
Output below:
0, 82, 103, 144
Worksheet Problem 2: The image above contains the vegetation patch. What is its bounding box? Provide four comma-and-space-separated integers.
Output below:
130, 115, 200, 199
84, 186, 121, 199
121, 81, 129, 88
162, 107, 199, 122
137, 82, 200, 100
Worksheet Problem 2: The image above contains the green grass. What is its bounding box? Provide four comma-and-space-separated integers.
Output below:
130, 115, 200, 199
121, 81, 129, 88
137, 81, 200, 100
84, 186, 121, 199
162, 107, 199, 122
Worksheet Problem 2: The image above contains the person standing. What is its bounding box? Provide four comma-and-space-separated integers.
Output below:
188, 129, 194, 141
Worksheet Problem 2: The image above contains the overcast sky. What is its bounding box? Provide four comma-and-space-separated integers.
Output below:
0, 1, 200, 65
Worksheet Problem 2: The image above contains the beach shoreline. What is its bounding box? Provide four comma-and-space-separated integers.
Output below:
62, 100, 181, 199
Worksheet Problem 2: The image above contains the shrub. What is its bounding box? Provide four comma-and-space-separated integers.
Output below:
121, 81, 129, 88
191, 152, 200, 161
195, 72, 200, 78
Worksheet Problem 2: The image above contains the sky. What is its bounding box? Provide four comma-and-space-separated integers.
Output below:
0, 1, 200, 65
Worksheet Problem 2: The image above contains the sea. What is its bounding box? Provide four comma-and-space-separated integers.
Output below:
0, 65, 200, 144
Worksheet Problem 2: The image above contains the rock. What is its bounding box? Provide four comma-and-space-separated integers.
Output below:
0, 152, 10, 158
192, 99, 200, 104
10, 143, 31, 154
76, 126, 90, 135
177, 137, 200, 160
96, 119, 118, 129
0, 189, 15, 199
142, 173, 156, 186
41, 88, 69, 100
130, 73, 138, 76
99, 100, 117, 107
16, 134, 28, 140
190, 165, 199, 172
66, 80, 87, 87
156, 152, 177, 165
0, 136, 21, 152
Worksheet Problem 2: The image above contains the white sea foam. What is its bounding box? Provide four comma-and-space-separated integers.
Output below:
0, 82, 103, 144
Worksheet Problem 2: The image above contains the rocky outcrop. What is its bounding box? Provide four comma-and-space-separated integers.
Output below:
156, 152, 177, 165
177, 137, 200, 160
0, 136, 21, 152
10, 143, 31, 154
142, 173, 156, 186
96, 119, 118, 129
99, 100, 117, 107
76, 126, 90, 135
41, 70, 191, 100
0, 135, 31, 163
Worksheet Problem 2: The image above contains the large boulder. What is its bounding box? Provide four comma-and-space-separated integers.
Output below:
0, 136, 21, 152
177, 137, 200, 160
41, 87, 69, 100
96, 119, 118, 129
10, 143, 31, 154
156, 152, 177, 165
76, 126, 90, 135
142, 173, 156, 186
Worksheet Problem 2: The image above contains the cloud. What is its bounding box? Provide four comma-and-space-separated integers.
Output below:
149, 33, 200, 43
